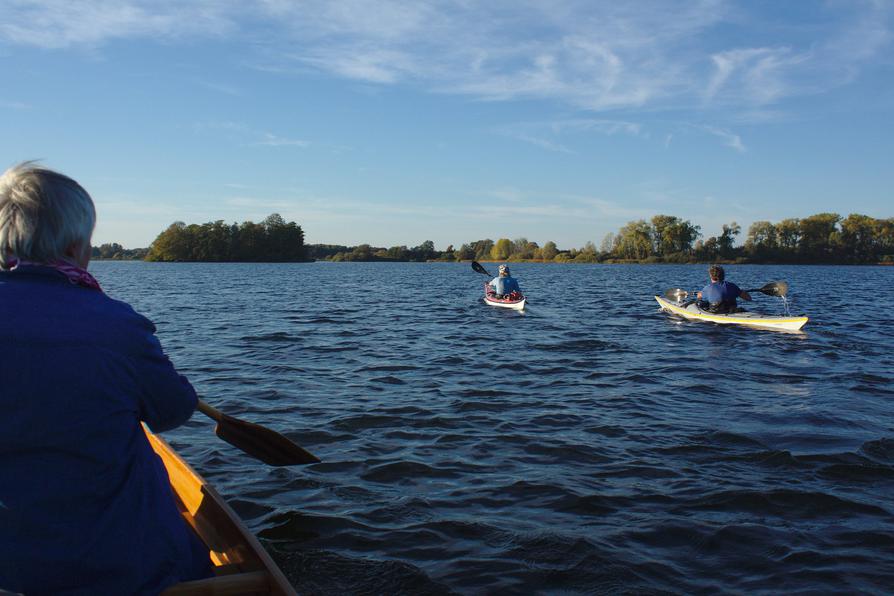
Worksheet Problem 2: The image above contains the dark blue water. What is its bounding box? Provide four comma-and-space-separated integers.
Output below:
92, 262, 894, 594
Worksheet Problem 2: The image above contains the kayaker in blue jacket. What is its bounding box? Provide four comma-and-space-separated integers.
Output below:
696, 264, 751, 313
489, 264, 522, 298
0, 163, 212, 595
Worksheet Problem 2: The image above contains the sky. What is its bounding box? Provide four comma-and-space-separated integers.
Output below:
1, 0, 893, 249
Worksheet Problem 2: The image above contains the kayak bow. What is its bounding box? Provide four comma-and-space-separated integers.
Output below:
146, 428, 297, 596
655, 295, 808, 331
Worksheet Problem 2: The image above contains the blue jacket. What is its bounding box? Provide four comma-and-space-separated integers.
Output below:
489, 276, 521, 295
0, 266, 211, 595
701, 281, 743, 308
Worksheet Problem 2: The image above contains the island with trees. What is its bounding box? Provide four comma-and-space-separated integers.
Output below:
143, 214, 309, 262
94, 212, 892, 265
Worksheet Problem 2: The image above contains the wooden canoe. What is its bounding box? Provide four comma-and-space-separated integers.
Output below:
145, 428, 297, 596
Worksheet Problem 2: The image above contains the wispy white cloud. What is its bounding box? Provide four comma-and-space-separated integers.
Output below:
504, 131, 574, 154
548, 119, 644, 136
699, 125, 746, 152
194, 121, 308, 148
0, 0, 235, 49
253, 133, 308, 147
706, 47, 811, 106
485, 187, 528, 202
2, 0, 890, 116
0, 99, 31, 109
499, 117, 644, 153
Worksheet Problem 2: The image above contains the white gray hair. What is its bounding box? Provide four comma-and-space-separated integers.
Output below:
0, 162, 96, 266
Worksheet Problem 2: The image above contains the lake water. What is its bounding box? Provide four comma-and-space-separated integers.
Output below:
92, 261, 894, 594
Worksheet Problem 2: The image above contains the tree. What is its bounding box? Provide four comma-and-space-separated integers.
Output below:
650, 215, 678, 256
147, 222, 190, 261
615, 220, 652, 260
490, 238, 512, 260
745, 221, 778, 260
799, 213, 840, 261
837, 214, 876, 263
718, 222, 741, 258
455, 244, 475, 260
776, 218, 801, 254
470, 239, 494, 261
146, 214, 306, 262
386, 245, 410, 260
600, 232, 615, 255
540, 241, 558, 261
411, 240, 436, 261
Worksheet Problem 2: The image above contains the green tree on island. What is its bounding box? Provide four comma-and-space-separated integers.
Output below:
146, 214, 306, 262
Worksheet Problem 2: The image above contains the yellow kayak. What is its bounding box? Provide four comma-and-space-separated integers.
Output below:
145, 428, 297, 596
655, 295, 808, 331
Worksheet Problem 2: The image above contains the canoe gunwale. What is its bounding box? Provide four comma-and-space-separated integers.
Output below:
146, 427, 296, 596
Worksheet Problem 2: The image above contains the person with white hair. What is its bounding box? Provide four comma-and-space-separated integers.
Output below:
489, 263, 522, 298
0, 162, 212, 594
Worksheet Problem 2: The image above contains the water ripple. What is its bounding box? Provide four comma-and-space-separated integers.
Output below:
91, 261, 894, 594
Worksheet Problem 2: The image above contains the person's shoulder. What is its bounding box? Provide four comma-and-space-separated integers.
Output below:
100, 295, 157, 332
83, 293, 159, 351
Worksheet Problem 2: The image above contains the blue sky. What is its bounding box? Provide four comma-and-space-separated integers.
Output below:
1, 0, 892, 249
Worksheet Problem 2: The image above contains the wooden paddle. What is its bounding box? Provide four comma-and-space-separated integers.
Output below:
471, 261, 492, 276
197, 399, 320, 465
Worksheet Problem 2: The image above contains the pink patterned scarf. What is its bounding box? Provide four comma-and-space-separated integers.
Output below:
2, 258, 103, 292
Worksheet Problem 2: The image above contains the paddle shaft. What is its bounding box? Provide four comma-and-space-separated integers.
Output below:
196, 399, 222, 421
196, 399, 320, 465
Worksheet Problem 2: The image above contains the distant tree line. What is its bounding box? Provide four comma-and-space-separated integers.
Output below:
97, 211, 893, 264
604, 212, 893, 264
91, 243, 149, 260
313, 240, 440, 262
145, 214, 307, 262
310, 212, 893, 265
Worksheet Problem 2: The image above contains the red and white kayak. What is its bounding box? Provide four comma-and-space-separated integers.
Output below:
484, 284, 526, 310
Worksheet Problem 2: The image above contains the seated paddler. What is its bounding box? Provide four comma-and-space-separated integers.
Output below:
0, 162, 212, 595
489, 264, 522, 298
696, 264, 752, 313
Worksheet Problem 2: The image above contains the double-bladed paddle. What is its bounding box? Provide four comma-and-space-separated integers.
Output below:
664, 281, 789, 303
196, 399, 320, 466
744, 281, 789, 297
471, 261, 492, 276
664, 288, 689, 302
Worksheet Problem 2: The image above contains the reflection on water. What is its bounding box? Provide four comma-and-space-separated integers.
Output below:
93, 262, 894, 594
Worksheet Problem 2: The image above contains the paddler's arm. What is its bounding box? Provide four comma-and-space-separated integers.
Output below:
740, 290, 752, 301
126, 312, 198, 433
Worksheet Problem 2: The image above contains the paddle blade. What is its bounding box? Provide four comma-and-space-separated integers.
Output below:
471, 261, 491, 276
765, 280, 788, 297
664, 288, 688, 302
214, 414, 320, 466
746, 281, 789, 297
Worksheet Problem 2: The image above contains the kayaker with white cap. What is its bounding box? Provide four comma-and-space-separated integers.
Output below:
489, 264, 522, 298
696, 264, 752, 313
